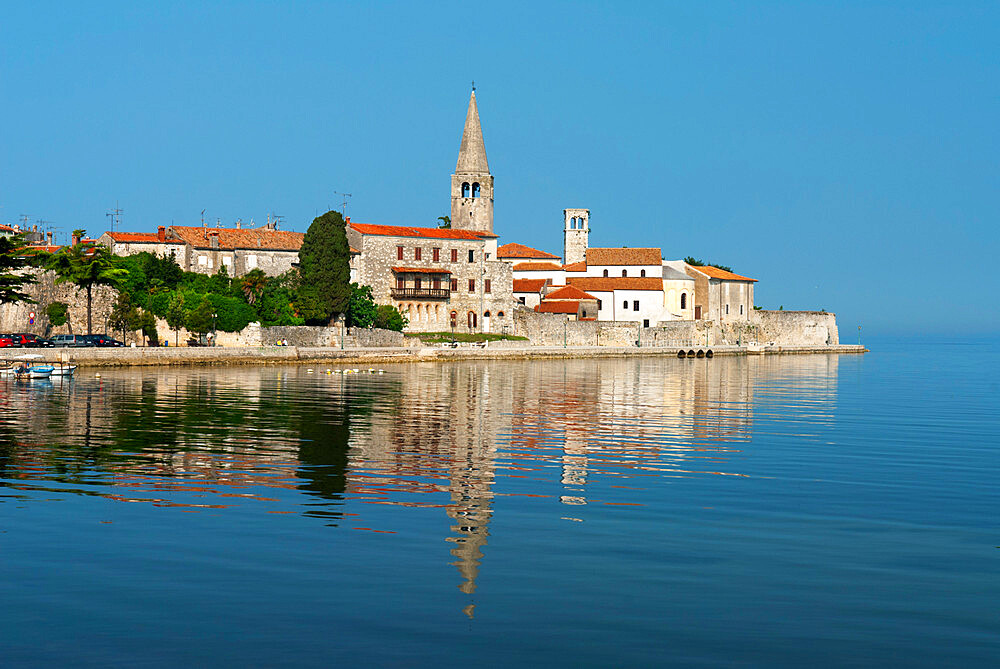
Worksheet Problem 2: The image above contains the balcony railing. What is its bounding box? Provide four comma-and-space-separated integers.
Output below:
391, 287, 451, 299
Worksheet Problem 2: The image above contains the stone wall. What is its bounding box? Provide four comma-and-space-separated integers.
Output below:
742, 310, 839, 346
349, 327, 405, 347
0, 270, 117, 335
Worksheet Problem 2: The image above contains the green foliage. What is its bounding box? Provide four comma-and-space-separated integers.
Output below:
165, 293, 186, 344
47, 239, 127, 334
683, 256, 734, 273
404, 331, 527, 343
753, 305, 762, 310
374, 304, 407, 332
255, 270, 302, 326
46, 301, 69, 327
0, 234, 37, 305
207, 293, 256, 332
186, 296, 215, 335
240, 269, 267, 305
295, 210, 351, 324
139, 310, 159, 346
346, 283, 377, 328
437, 215, 451, 229
108, 292, 142, 342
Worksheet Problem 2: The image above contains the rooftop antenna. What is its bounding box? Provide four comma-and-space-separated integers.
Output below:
201, 209, 206, 227
19, 214, 30, 227
106, 201, 123, 232
334, 191, 352, 217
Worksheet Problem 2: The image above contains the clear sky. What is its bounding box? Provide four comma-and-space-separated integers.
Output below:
3, 2, 998, 335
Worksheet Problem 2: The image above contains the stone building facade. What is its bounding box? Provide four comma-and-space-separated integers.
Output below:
684, 265, 756, 322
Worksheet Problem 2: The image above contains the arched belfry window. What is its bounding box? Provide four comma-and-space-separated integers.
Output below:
472, 182, 481, 198
622, 269, 627, 277
603, 269, 608, 277
641, 269, 646, 277
462, 182, 470, 198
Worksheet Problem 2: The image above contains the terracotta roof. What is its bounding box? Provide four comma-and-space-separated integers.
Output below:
545, 285, 597, 301
692, 265, 758, 282
567, 277, 664, 292
168, 226, 304, 251
562, 260, 587, 272
513, 278, 548, 293
350, 222, 485, 240
585, 247, 662, 266
105, 231, 184, 244
391, 266, 452, 274
22, 245, 61, 254
513, 262, 563, 272
350, 247, 360, 255
0, 224, 14, 233
497, 242, 560, 260
535, 301, 579, 314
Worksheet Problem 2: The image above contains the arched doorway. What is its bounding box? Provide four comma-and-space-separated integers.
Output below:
467, 311, 477, 330
483, 310, 491, 334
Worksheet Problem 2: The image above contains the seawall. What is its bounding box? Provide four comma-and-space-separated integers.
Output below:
42, 343, 868, 368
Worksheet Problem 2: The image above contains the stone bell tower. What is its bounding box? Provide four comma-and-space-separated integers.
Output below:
563, 208, 589, 265
450, 90, 494, 233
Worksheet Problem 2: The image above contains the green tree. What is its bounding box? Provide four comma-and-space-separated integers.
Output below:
240, 269, 267, 305
46, 233, 127, 334
165, 292, 186, 346
46, 301, 70, 334
437, 215, 451, 229
295, 210, 351, 325
0, 234, 37, 305
139, 310, 159, 346
186, 296, 215, 338
374, 304, 407, 332
346, 283, 377, 328
108, 292, 142, 344
683, 256, 733, 273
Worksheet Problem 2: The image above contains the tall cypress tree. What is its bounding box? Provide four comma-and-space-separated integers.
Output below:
295, 210, 351, 324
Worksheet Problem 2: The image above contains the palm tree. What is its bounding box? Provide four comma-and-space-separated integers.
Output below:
47, 233, 127, 334
437, 215, 451, 229
240, 269, 267, 305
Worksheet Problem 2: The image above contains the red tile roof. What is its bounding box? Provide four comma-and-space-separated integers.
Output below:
567, 277, 664, 292
535, 301, 579, 314
0, 224, 14, 233
692, 265, 758, 282
585, 247, 662, 266
513, 262, 563, 272
513, 278, 548, 293
168, 226, 304, 251
391, 266, 452, 274
350, 222, 485, 240
105, 231, 183, 244
545, 285, 597, 301
497, 242, 560, 260
562, 260, 587, 272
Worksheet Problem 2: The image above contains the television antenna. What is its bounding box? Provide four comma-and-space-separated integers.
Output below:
334, 191, 352, 217
106, 201, 123, 232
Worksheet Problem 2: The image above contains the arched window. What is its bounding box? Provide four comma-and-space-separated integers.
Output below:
623, 300, 629, 310
472, 182, 481, 198
622, 269, 627, 277
640, 269, 646, 277
680, 293, 687, 310
603, 269, 609, 277
462, 182, 470, 198
497, 311, 505, 318
484, 310, 491, 318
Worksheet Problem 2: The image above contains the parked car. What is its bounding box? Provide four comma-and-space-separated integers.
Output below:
82, 334, 125, 347
50, 334, 91, 347
9, 333, 54, 348
0, 334, 15, 348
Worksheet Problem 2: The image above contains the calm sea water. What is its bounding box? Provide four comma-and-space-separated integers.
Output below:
1, 339, 998, 667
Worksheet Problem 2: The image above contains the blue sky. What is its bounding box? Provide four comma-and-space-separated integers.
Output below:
3, 2, 998, 335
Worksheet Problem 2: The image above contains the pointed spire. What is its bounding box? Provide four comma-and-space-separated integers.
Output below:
456, 90, 489, 173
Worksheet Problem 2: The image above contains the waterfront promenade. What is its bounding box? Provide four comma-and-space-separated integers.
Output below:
50, 343, 868, 367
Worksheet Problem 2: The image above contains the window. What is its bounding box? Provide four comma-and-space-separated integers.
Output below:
497, 311, 505, 317
622, 270, 627, 277
633, 300, 639, 311
451, 248, 458, 262
468, 311, 477, 328
198, 255, 207, 266
247, 254, 258, 269
518, 296, 526, 305
397, 246, 404, 260
414, 277, 422, 290
433, 277, 441, 290
468, 249, 475, 263
582, 309, 587, 317
450, 279, 458, 292
433, 248, 440, 262
414, 247, 422, 261
603, 269, 608, 277
472, 182, 481, 198
643, 319, 649, 328
740, 305, 744, 315
640, 269, 646, 277
485, 279, 491, 293
397, 277, 405, 290
484, 310, 491, 318
726, 304, 730, 315
623, 300, 628, 310
680, 293, 687, 309
468, 279, 475, 293
597, 299, 602, 310
222, 256, 232, 268
462, 182, 470, 197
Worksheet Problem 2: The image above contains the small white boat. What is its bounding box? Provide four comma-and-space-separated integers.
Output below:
49, 363, 77, 376
3, 354, 55, 379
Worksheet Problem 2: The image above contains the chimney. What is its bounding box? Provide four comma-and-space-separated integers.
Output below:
345, 216, 351, 225
209, 231, 219, 249
47, 231, 53, 245
71, 231, 81, 246
236, 219, 242, 229
157, 226, 166, 242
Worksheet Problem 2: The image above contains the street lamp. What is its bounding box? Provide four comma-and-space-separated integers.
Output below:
212, 312, 217, 346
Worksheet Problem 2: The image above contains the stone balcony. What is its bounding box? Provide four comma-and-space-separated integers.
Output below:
391, 287, 451, 300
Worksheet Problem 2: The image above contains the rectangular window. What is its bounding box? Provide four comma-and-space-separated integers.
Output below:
485, 279, 491, 294
450, 279, 458, 292
468, 279, 475, 293
633, 300, 639, 311
397, 246, 404, 260
643, 319, 650, 328
415, 247, 422, 261
246, 254, 258, 269
740, 305, 744, 315
451, 248, 458, 262
726, 304, 730, 315
433, 277, 441, 290
222, 256, 232, 268
468, 249, 475, 263
597, 299, 602, 310
623, 300, 628, 310
397, 277, 405, 290
414, 277, 422, 289
433, 248, 440, 262
198, 255, 207, 266
518, 296, 526, 305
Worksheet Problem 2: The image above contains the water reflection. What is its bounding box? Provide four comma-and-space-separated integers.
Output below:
0, 355, 840, 608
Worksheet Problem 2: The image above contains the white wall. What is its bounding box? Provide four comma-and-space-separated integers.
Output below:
584, 264, 662, 279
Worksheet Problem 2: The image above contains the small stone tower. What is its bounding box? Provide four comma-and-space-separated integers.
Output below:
563, 208, 590, 265
451, 90, 494, 233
